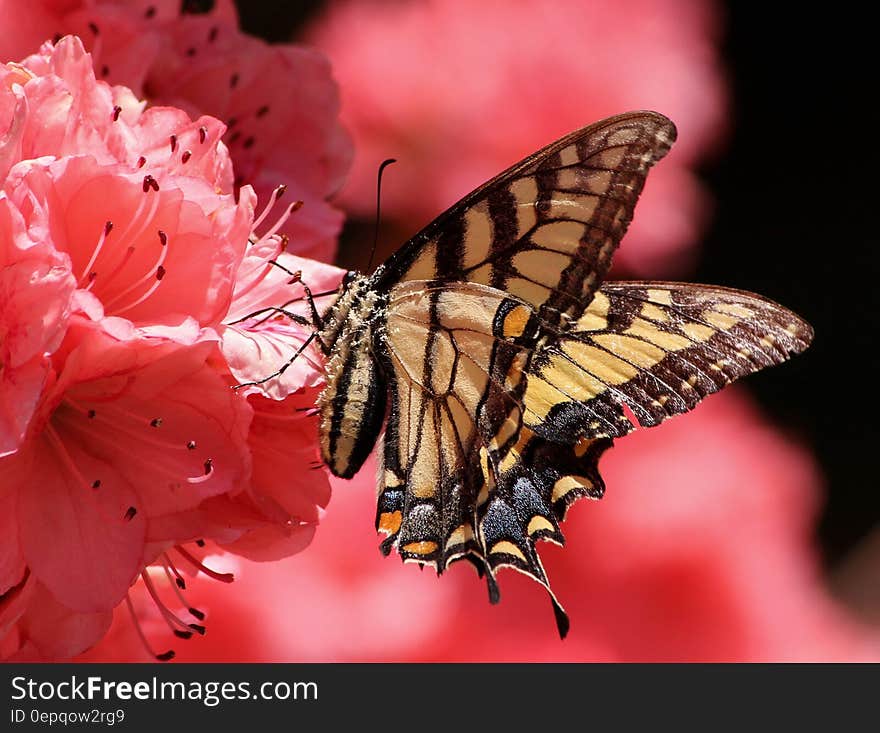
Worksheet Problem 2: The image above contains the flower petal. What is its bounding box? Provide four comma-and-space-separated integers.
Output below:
11, 579, 112, 660
1, 196, 75, 455
15, 435, 146, 612
248, 390, 330, 524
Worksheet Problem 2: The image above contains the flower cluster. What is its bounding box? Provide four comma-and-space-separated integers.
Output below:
5, 0, 352, 262
0, 32, 347, 661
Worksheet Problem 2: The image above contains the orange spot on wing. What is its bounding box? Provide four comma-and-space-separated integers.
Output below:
378, 510, 402, 535
402, 541, 438, 555
502, 305, 531, 338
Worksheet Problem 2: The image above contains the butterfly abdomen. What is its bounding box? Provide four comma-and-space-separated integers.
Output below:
317, 274, 389, 479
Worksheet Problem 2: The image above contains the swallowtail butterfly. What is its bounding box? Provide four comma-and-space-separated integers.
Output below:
308, 111, 812, 637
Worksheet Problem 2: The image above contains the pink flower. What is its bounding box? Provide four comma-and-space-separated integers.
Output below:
143, 15, 352, 262
0, 192, 75, 457
1, 33, 343, 660
0, 1, 352, 263
3, 36, 143, 180
305, 0, 726, 276
81, 390, 877, 662
5, 332, 252, 615
6, 153, 252, 339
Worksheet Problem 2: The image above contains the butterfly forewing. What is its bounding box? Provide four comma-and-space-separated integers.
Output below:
523, 282, 814, 441
376, 111, 677, 331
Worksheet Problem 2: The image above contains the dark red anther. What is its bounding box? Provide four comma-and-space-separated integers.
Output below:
208, 26, 218, 42
104, 221, 113, 235
275, 184, 287, 200
186, 440, 196, 450
88, 21, 99, 36
185, 47, 197, 57
188, 624, 206, 636
290, 200, 304, 213
173, 629, 193, 640
181, 150, 192, 164
156, 650, 175, 662
228, 131, 241, 145
170, 134, 178, 153
243, 136, 255, 150
145, 6, 156, 19
195, 539, 206, 548
87, 409, 96, 418
198, 126, 207, 144
101, 65, 109, 77
88, 272, 97, 282
227, 117, 237, 129
256, 105, 269, 118
229, 73, 239, 89
188, 607, 206, 621
203, 458, 213, 475
112, 105, 122, 121
143, 174, 158, 193
124, 506, 137, 522
92, 480, 101, 489
137, 156, 147, 168
156, 265, 166, 281
150, 418, 163, 427
158, 230, 167, 246
52, 33, 62, 45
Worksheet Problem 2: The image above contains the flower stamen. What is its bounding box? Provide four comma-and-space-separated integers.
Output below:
161, 555, 207, 623
252, 184, 287, 232
141, 571, 204, 638
125, 594, 175, 662
176, 546, 234, 583
104, 228, 170, 314
78, 221, 113, 286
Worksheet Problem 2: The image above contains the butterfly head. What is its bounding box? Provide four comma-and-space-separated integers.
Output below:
341, 269, 359, 290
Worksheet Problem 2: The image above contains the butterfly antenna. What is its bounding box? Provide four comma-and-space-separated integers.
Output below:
367, 158, 396, 273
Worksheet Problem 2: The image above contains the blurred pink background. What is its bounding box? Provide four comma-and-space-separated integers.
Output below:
2, 0, 877, 662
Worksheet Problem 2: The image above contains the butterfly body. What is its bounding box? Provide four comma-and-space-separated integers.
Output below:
311, 111, 813, 637
317, 271, 388, 479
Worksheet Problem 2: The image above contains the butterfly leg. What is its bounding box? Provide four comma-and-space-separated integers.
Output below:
227, 305, 312, 328
265, 259, 328, 332
232, 331, 318, 391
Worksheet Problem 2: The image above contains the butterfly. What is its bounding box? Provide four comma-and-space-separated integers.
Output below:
309, 111, 812, 637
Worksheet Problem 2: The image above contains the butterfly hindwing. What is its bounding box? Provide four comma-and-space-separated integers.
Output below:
379, 280, 619, 635
378, 281, 534, 569
376, 111, 677, 331
523, 282, 814, 441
